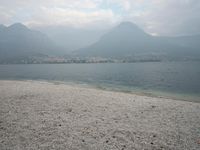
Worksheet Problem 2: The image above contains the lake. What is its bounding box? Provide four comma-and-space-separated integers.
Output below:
0, 62, 200, 102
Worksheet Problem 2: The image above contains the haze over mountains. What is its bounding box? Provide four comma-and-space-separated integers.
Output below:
0, 22, 200, 63
77, 22, 200, 60
37, 26, 107, 52
0, 23, 63, 63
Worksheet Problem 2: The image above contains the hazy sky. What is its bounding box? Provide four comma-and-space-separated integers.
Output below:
0, 0, 200, 36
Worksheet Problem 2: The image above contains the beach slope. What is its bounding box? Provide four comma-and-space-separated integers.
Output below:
0, 80, 200, 150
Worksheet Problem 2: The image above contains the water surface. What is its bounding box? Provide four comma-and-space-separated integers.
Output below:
0, 62, 200, 102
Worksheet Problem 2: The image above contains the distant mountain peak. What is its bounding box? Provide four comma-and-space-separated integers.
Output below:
114, 21, 147, 35
118, 21, 138, 28
0, 24, 6, 29
8, 23, 29, 31
0, 24, 6, 27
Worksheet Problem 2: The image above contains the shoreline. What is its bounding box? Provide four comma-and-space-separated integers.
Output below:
0, 80, 200, 149
1, 78, 199, 103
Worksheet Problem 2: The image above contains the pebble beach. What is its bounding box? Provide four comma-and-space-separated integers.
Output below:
0, 80, 200, 150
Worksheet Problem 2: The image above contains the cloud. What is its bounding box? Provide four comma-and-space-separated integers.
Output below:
25, 7, 118, 28
0, 6, 15, 24
0, 0, 200, 35
125, 0, 200, 36
0, 0, 119, 28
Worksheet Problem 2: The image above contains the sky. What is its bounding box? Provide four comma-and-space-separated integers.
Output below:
0, 0, 200, 36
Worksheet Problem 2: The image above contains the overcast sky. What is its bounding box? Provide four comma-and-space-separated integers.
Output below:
0, 0, 200, 36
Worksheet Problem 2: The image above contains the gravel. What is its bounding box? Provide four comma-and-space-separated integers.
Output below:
0, 80, 200, 150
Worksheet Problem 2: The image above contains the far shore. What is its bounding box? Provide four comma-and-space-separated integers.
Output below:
0, 80, 200, 149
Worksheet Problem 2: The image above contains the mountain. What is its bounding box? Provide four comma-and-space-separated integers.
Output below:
161, 34, 200, 52
1, 22, 199, 63
0, 23, 64, 63
76, 22, 200, 61
0, 24, 6, 30
36, 26, 107, 51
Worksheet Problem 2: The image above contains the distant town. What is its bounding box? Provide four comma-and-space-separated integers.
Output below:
1, 55, 200, 64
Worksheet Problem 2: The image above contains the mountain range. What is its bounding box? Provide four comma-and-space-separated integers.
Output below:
0, 23, 64, 63
0, 22, 200, 63
76, 22, 200, 60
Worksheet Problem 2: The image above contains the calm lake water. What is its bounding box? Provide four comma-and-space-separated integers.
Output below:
0, 62, 200, 102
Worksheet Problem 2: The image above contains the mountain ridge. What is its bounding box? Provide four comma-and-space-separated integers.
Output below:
76, 22, 200, 60
0, 23, 65, 63
0, 22, 200, 63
